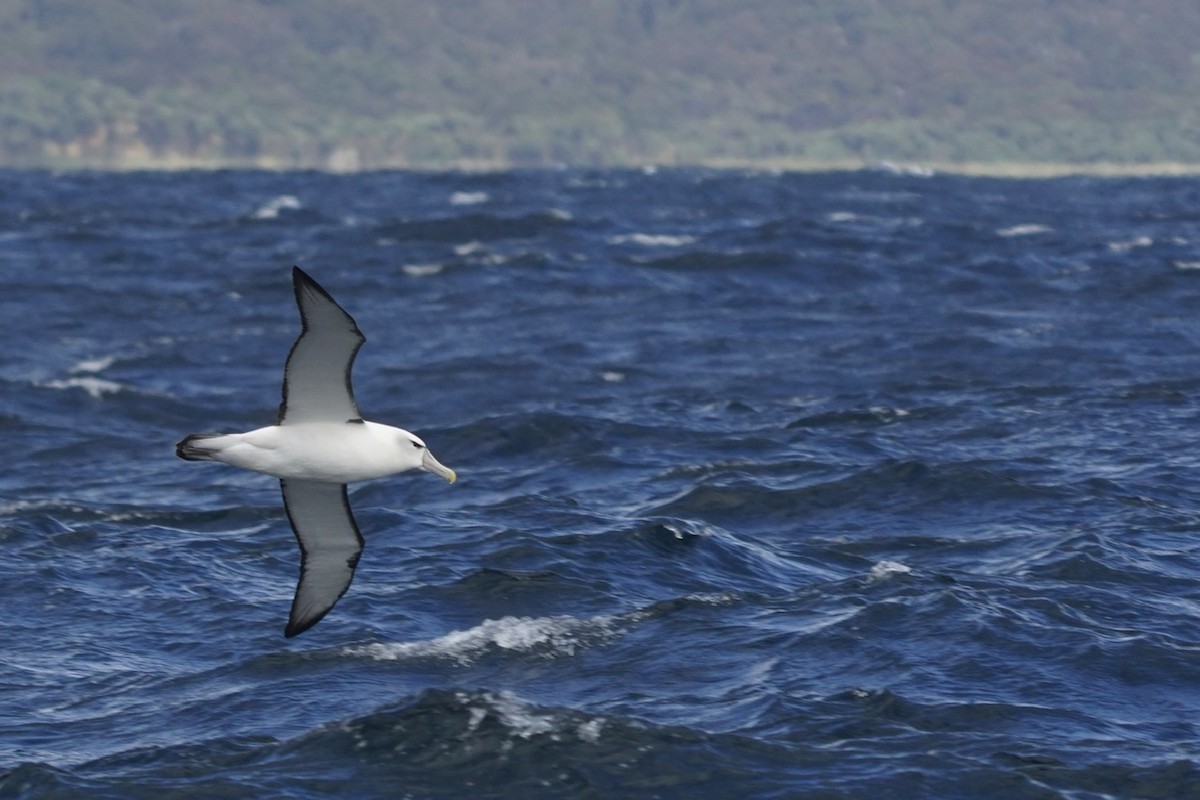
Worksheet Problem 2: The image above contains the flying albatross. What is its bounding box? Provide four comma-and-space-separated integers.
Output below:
176, 267, 456, 637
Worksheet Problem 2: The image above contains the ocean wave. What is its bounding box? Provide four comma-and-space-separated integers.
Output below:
997, 223, 1054, 237
373, 210, 572, 243
620, 248, 794, 270
606, 232, 697, 247
868, 559, 913, 580
69, 355, 117, 374
251, 194, 302, 220
345, 612, 632, 665
36, 376, 126, 399
651, 459, 1065, 526
20, 682, 1190, 799
449, 191, 489, 206
7, 169, 1200, 799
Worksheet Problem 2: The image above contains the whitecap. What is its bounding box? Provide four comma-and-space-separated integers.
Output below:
402, 263, 444, 277
868, 406, 910, 422
468, 691, 557, 738
607, 233, 696, 247
576, 717, 605, 743
347, 612, 626, 665
40, 377, 124, 399
454, 241, 487, 257
1108, 236, 1153, 253
252, 195, 301, 220
449, 191, 489, 206
69, 355, 115, 374
997, 224, 1053, 237
869, 560, 912, 580
457, 690, 605, 744
682, 591, 739, 606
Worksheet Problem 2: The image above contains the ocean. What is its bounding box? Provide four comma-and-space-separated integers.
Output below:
3, 167, 1200, 798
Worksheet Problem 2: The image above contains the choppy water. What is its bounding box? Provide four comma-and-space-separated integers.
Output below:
4, 168, 1200, 798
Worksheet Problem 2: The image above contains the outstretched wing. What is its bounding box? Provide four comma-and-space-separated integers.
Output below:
281, 478, 365, 637
278, 267, 365, 425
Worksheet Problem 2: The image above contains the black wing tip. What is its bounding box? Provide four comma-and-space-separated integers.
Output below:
283, 582, 340, 638
292, 265, 315, 288
291, 265, 336, 304
279, 480, 365, 638
284, 614, 321, 638
289, 265, 364, 337
292, 265, 322, 304
283, 585, 351, 638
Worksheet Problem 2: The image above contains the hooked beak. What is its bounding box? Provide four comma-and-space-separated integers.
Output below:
421, 448, 457, 483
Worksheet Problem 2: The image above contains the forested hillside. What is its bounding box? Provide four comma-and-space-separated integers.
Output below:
3, 0, 1200, 170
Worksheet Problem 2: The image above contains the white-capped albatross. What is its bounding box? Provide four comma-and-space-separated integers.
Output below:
176, 267, 456, 637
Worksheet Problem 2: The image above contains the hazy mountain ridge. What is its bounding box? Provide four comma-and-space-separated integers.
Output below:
3, 0, 1200, 170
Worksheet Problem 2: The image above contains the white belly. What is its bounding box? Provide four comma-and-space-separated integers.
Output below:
209, 421, 416, 483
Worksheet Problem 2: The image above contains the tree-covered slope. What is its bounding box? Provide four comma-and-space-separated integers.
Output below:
3, 0, 1200, 169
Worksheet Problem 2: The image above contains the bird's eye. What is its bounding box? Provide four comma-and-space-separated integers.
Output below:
411, 441, 424, 449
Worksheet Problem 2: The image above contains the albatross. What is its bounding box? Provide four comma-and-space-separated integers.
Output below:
176, 267, 456, 637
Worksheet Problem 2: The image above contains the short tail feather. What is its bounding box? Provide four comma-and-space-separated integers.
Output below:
176, 433, 222, 461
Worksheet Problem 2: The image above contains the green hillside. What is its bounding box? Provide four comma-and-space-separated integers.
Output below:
3, 0, 1200, 170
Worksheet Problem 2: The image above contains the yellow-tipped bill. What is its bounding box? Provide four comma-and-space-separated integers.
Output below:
422, 448, 457, 483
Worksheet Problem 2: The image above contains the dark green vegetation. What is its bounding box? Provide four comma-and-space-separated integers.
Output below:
4, 0, 1200, 170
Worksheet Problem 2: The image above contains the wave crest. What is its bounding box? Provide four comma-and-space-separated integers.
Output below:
345, 612, 630, 665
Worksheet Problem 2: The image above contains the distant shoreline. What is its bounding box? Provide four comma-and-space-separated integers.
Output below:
702, 159, 1200, 178
6, 155, 1200, 178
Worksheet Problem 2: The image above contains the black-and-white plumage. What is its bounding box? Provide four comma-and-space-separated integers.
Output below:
177, 267, 456, 637
279, 270, 365, 425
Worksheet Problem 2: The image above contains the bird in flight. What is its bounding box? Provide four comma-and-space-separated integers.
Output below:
177, 267, 456, 637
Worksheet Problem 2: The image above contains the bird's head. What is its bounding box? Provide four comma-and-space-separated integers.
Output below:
402, 433, 457, 483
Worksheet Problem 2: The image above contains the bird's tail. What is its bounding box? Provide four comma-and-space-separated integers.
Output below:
175, 433, 223, 461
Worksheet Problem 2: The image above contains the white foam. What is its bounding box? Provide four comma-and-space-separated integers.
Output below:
454, 241, 487, 256
474, 691, 557, 738
252, 195, 301, 220
465, 704, 488, 733
402, 263, 444, 277
458, 691, 605, 744
69, 355, 115, 374
449, 191, 489, 206
348, 612, 624, 665
869, 560, 912, 580
683, 591, 739, 606
997, 224, 1053, 237
1108, 236, 1153, 253
607, 233, 696, 247
576, 718, 605, 743
869, 406, 910, 421
1173, 260, 1200, 271
40, 377, 124, 399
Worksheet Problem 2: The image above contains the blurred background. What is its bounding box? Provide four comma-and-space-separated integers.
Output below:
3, 0, 1200, 173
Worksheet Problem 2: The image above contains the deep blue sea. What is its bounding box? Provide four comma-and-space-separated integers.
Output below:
4, 167, 1200, 798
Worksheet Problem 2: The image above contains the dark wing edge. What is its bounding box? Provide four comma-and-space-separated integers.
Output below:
277, 267, 367, 425
281, 478, 366, 637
